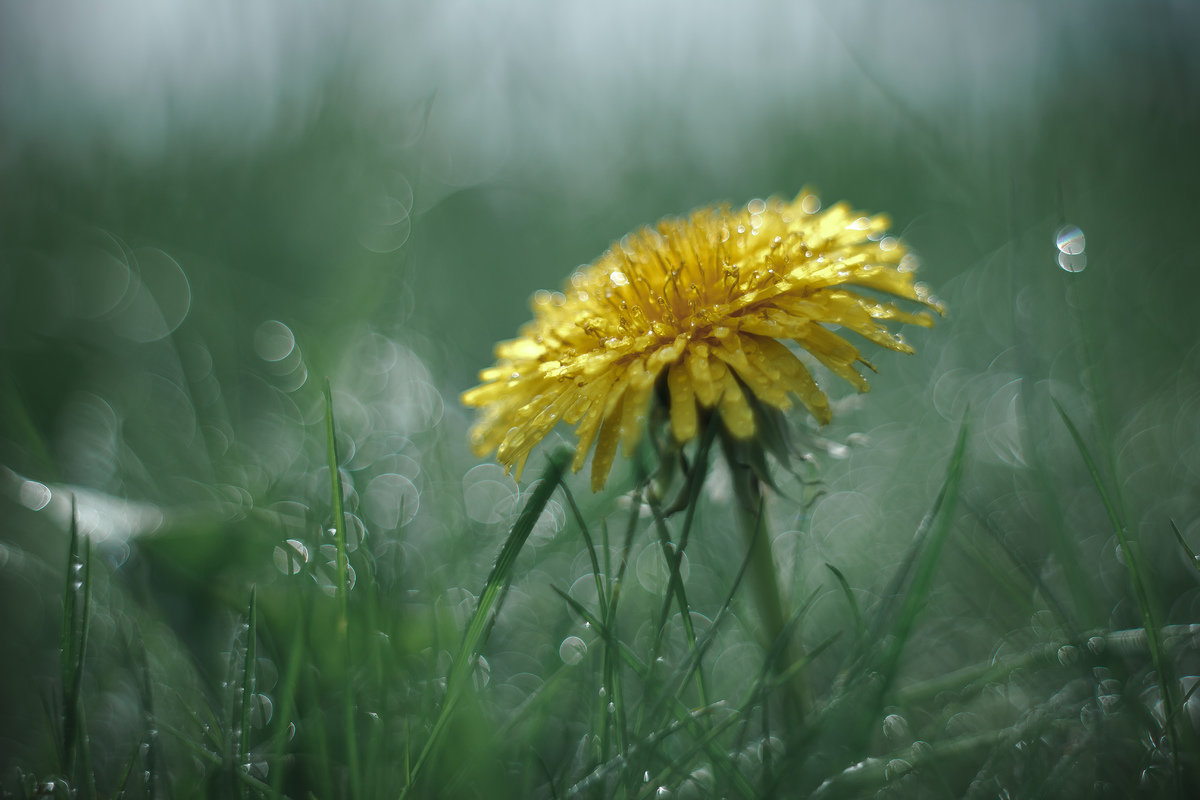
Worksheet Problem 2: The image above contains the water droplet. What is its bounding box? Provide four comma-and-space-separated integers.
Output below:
1057, 251, 1087, 273
474, 654, 491, 689
110, 248, 192, 343
882, 714, 910, 741
636, 542, 690, 593
1055, 225, 1086, 255
800, 194, 821, 214
254, 320, 295, 362
847, 217, 871, 231
559, 635, 587, 665
273, 539, 310, 575
884, 759, 912, 780
18, 480, 51, 511
364, 473, 420, 529
249, 693, 274, 727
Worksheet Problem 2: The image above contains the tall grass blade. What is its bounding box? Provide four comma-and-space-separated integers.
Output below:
268, 617, 304, 800
323, 379, 361, 797
827, 412, 968, 761
112, 734, 145, 800
1053, 398, 1190, 775
963, 499, 1076, 634
59, 497, 80, 774
1170, 519, 1200, 574
560, 481, 628, 763
824, 563, 864, 640
401, 449, 569, 798
551, 585, 754, 799
876, 415, 967, 680
130, 622, 158, 800
237, 587, 257, 799
60, 497, 93, 793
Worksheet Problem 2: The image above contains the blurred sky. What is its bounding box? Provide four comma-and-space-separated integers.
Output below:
4, 0, 1195, 175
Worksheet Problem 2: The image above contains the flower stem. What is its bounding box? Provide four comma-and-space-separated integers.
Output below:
729, 460, 811, 721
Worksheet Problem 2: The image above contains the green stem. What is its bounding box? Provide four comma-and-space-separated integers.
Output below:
734, 492, 810, 721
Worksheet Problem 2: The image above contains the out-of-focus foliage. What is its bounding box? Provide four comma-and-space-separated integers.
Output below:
2, 1, 1199, 797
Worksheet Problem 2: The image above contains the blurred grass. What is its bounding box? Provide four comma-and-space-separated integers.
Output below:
3, 2, 1200, 798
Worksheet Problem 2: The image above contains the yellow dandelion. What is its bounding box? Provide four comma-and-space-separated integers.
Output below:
462, 190, 943, 491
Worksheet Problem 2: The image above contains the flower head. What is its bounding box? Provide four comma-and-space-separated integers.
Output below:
462, 190, 942, 491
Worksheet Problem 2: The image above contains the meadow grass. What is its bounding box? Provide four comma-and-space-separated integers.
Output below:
6, 369, 1199, 799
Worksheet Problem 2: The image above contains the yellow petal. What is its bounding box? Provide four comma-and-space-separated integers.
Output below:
755, 337, 831, 424
716, 369, 755, 439
591, 395, 625, 492
667, 361, 698, 441
686, 344, 718, 407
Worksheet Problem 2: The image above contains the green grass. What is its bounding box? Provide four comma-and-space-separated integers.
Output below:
6, 385, 1198, 798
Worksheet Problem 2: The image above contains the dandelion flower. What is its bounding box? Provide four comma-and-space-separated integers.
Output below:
462, 190, 943, 491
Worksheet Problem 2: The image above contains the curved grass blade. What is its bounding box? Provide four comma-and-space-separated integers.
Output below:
1053, 398, 1192, 775
825, 563, 864, 641
826, 412, 968, 761
1170, 519, 1200, 575
401, 449, 569, 798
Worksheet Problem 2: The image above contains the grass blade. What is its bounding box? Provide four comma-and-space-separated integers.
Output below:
268, 613, 304, 800
1170, 519, 1200, 574
825, 562, 864, 641
876, 414, 968, 681
401, 449, 569, 798
237, 587, 257, 799
323, 380, 361, 798
1053, 398, 1190, 774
